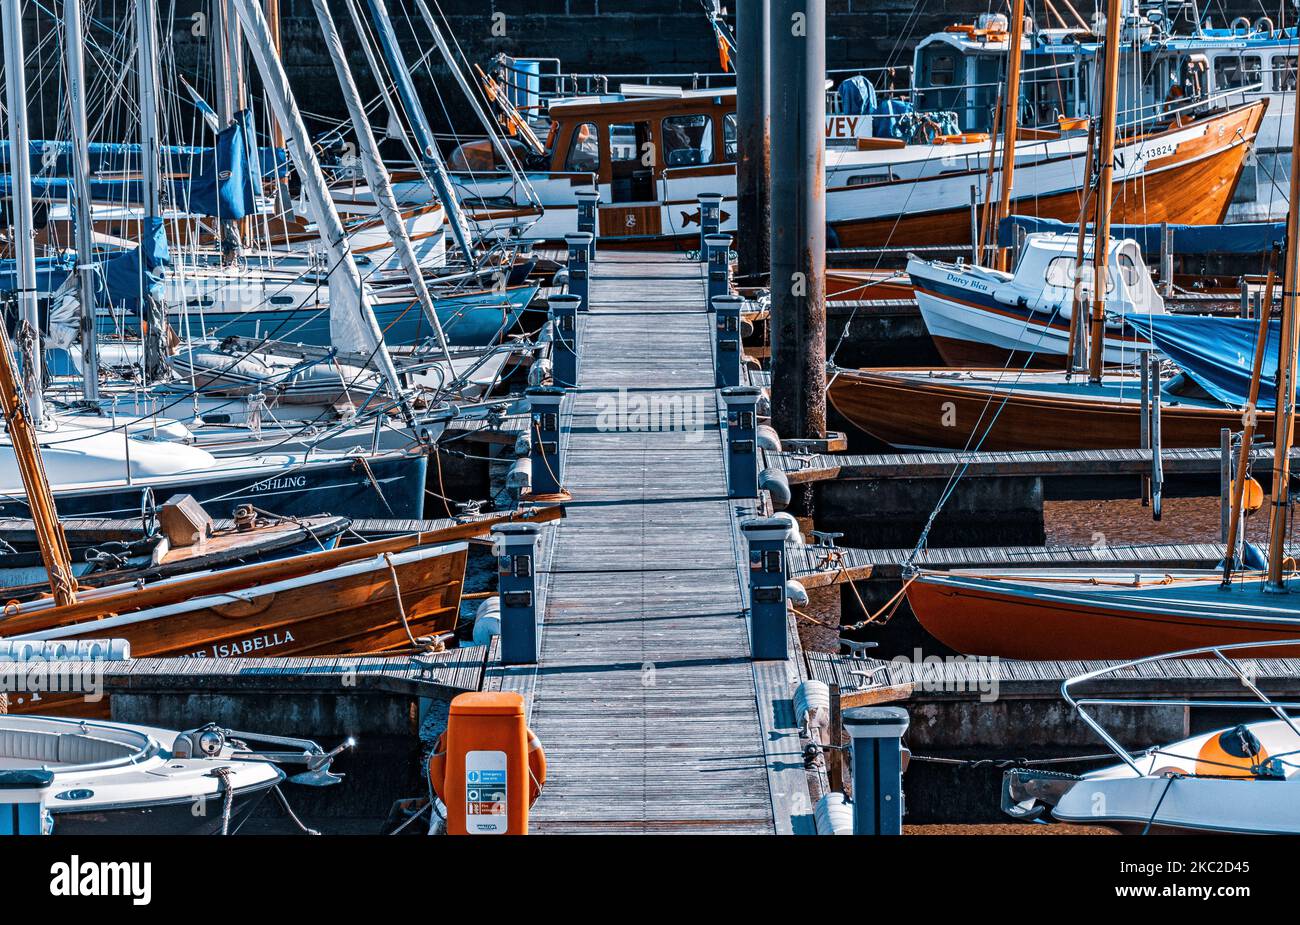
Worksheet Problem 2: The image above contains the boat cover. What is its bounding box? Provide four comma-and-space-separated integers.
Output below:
998, 215, 1286, 256
1124, 313, 1283, 409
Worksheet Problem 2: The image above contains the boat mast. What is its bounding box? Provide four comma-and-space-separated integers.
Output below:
62, 0, 100, 402
1265, 59, 1300, 591
229, 0, 410, 416
212, 0, 246, 261
2, 0, 45, 424
1222, 249, 1276, 585
309, 0, 455, 369
994, 0, 1025, 272
0, 324, 77, 606
136, 0, 163, 232
1088, 0, 1122, 384
362, 0, 477, 263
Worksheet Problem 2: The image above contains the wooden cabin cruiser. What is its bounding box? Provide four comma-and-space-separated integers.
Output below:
912, 11, 1299, 221
0, 716, 349, 835
446, 84, 1265, 249
908, 232, 1164, 366
1003, 642, 1300, 834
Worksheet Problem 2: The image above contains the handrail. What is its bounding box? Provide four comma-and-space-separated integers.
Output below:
1061, 638, 1300, 776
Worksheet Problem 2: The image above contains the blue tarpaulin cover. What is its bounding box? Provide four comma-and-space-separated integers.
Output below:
838, 76, 878, 116
0, 135, 287, 179
998, 215, 1287, 255
1, 111, 262, 220
98, 216, 170, 309
1125, 313, 1284, 409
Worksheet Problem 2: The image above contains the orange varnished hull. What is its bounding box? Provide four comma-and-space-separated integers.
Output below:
829, 103, 1265, 248
907, 575, 1300, 660
826, 368, 1283, 451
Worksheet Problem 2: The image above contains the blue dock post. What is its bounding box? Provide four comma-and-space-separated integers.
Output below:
705, 233, 732, 306
698, 192, 723, 257
721, 385, 760, 499
843, 706, 909, 835
565, 233, 593, 310
526, 385, 565, 496
493, 523, 541, 665
548, 294, 581, 388
741, 518, 789, 660
575, 188, 599, 257
712, 294, 743, 388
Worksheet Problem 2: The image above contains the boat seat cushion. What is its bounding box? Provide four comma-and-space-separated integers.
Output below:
0, 729, 138, 765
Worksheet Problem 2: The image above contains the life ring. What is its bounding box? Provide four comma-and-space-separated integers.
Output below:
428, 728, 547, 808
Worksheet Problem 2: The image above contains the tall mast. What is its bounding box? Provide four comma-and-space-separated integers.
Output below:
363, 0, 476, 262
0, 324, 77, 606
1265, 62, 1300, 590
2, 0, 45, 424
62, 0, 100, 402
263, 0, 290, 214
309, 0, 454, 369
229, 0, 409, 415
135, 0, 163, 224
212, 0, 246, 261
1088, 0, 1122, 383
994, 0, 1025, 271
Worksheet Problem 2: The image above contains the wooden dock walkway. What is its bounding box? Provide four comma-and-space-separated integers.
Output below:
486, 251, 813, 834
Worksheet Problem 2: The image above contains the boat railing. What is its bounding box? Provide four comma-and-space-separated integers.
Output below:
1062, 638, 1300, 775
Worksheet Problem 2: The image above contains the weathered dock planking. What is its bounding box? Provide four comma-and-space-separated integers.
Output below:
485, 251, 814, 834
769, 446, 1298, 485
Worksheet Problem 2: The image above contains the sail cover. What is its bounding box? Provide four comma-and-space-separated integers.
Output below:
1125, 314, 1284, 409
0, 138, 287, 179
998, 215, 1286, 256
98, 216, 170, 309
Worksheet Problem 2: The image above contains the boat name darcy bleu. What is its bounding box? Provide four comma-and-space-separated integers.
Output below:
188, 630, 295, 658
945, 272, 991, 292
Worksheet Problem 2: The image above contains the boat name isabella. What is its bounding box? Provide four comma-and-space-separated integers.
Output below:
188, 630, 295, 658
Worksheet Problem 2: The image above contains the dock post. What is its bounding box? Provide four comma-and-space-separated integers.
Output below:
526, 385, 565, 496
493, 524, 541, 665
736, 0, 770, 283
721, 386, 761, 498
575, 188, 599, 256
843, 706, 909, 835
698, 192, 724, 258
705, 233, 733, 306
548, 294, 580, 388
713, 294, 744, 388
565, 233, 592, 310
741, 517, 790, 660
769, 0, 827, 505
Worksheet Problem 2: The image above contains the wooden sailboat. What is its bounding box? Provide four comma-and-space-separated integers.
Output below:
903, 24, 1300, 659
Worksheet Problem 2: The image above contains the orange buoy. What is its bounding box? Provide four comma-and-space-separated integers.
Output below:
1195, 725, 1267, 778
1242, 477, 1265, 513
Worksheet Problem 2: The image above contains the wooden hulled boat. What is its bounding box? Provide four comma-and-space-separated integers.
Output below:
906, 567, 1300, 660
826, 365, 1274, 451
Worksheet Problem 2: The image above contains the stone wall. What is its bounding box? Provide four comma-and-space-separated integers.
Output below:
22, 0, 1273, 138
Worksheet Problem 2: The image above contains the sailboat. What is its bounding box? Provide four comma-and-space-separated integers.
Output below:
903, 6, 1300, 660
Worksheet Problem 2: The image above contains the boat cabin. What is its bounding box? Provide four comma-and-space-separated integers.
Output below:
1009, 232, 1165, 318
540, 89, 737, 238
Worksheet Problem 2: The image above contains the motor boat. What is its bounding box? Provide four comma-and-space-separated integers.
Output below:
1002, 640, 1300, 834
0, 716, 350, 835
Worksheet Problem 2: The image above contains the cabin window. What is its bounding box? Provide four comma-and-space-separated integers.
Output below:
607, 120, 655, 202
565, 122, 600, 172
661, 114, 713, 167
1273, 55, 1297, 91
847, 171, 893, 187
723, 113, 737, 160
928, 51, 957, 87
1046, 256, 1114, 294
1213, 55, 1261, 91
270, 295, 296, 305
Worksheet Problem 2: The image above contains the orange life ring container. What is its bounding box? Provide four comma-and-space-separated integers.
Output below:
1195, 725, 1267, 778
428, 728, 547, 808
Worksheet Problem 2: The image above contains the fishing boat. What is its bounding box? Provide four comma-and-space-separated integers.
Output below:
1002, 642, 1300, 834
0, 716, 348, 835
448, 86, 1264, 248
908, 231, 1163, 367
